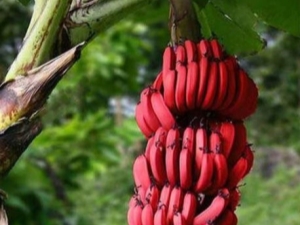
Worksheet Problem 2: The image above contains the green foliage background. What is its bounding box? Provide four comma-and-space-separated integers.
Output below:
0, 0, 299, 224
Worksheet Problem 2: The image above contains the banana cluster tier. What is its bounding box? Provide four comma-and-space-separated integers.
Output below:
129, 39, 258, 225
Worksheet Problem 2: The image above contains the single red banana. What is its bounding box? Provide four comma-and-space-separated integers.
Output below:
163, 70, 178, 113
166, 128, 181, 186
185, 40, 198, 63
159, 183, 172, 209
141, 204, 154, 225
163, 46, 176, 76
215, 209, 237, 225
149, 129, 168, 186
194, 128, 208, 179
127, 205, 136, 225
192, 189, 229, 225
133, 155, 151, 192
221, 68, 250, 119
219, 122, 235, 159
212, 152, 228, 189
182, 192, 197, 225
209, 131, 222, 154
196, 57, 209, 107
133, 204, 143, 225
197, 40, 212, 58
135, 102, 153, 138
201, 60, 218, 110
146, 184, 160, 212
179, 148, 193, 190
186, 61, 199, 110
182, 126, 196, 158
140, 87, 161, 132
227, 123, 247, 167
227, 157, 248, 189
218, 57, 237, 111
213, 61, 229, 110
175, 64, 188, 113
173, 212, 187, 225
176, 45, 187, 65
151, 90, 176, 130
154, 205, 167, 225
167, 186, 184, 224
153, 72, 163, 90
209, 39, 224, 60
228, 188, 241, 211
145, 136, 155, 161
193, 150, 214, 193
242, 144, 254, 177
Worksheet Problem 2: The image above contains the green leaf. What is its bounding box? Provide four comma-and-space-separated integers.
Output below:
241, 0, 300, 37
199, 2, 265, 55
18, 0, 32, 6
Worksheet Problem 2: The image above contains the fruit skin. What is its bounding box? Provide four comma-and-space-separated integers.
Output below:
186, 61, 199, 110
175, 64, 188, 113
227, 123, 247, 167
228, 188, 241, 211
141, 204, 154, 225
179, 148, 193, 190
211, 152, 228, 191
210, 39, 224, 60
140, 87, 161, 132
146, 184, 160, 212
159, 183, 172, 209
165, 128, 181, 186
182, 192, 197, 225
149, 128, 168, 186
192, 189, 229, 225
133, 154, 151, 193
215, 209, 237, 225
209, 132, 222, 154
193, 150, 214, 193
135, 102, 153, 138
213, 61, 229, 110
151, 90, 176, 130
173, 212, 187, 225
194, 128, 208, 178
185, 40, 198, 63
242, 144, 254, 177
227, 156, 248, 189
201, 60, 218, 110
163, 46, 176, 76
163, 70, 178, 113
196, 57, 209, 107
182, 127, 196, 158
154, 205, 167, 225
175, 45, 187, 65
219, 122, 235, 159
167, 186, 184, 225
197, 40, 212, 58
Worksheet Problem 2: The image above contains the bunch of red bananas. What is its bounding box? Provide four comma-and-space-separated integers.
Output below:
128, 39, 258, 225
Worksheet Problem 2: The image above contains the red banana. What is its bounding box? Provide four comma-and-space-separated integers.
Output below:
141, 204, 154, 225
167, 186, 184, 224
201, 60, 218, 110
151, 90, 176, 130
173, 212, 187, 225
242, 144, 254, 177
146, 184, 160, 212
163, 46, 176, 76
194, 128, 208, 179
163, 70, 178, 113
192, 189, 229, 225
209, 131, 222, 154
210, 39, 224, 60
196, 57, 209, 107
179, 148, 193, 190
194, 150, 214, 193
182, 126, 196, 158
154, 206, 167, 225
165, 128, 181, 186
185, 40, 198, 62
133, 154, 151, 192
159, 183, 172, 209
219, 122, 235, 159
175, 64, 188, 113
197, 40, 212, 58
186, 62, 199, 110
175, 45, 187, 65
135, 102, 153, 138
215, 209, 237, 225
212, 152, 228, 190
182, 192, 197, 225
228, 188, 241, 211
214, 61, 229, 109
227, 157, 248, 189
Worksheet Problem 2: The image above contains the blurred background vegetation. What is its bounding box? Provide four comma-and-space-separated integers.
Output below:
0, 0, 299, 224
